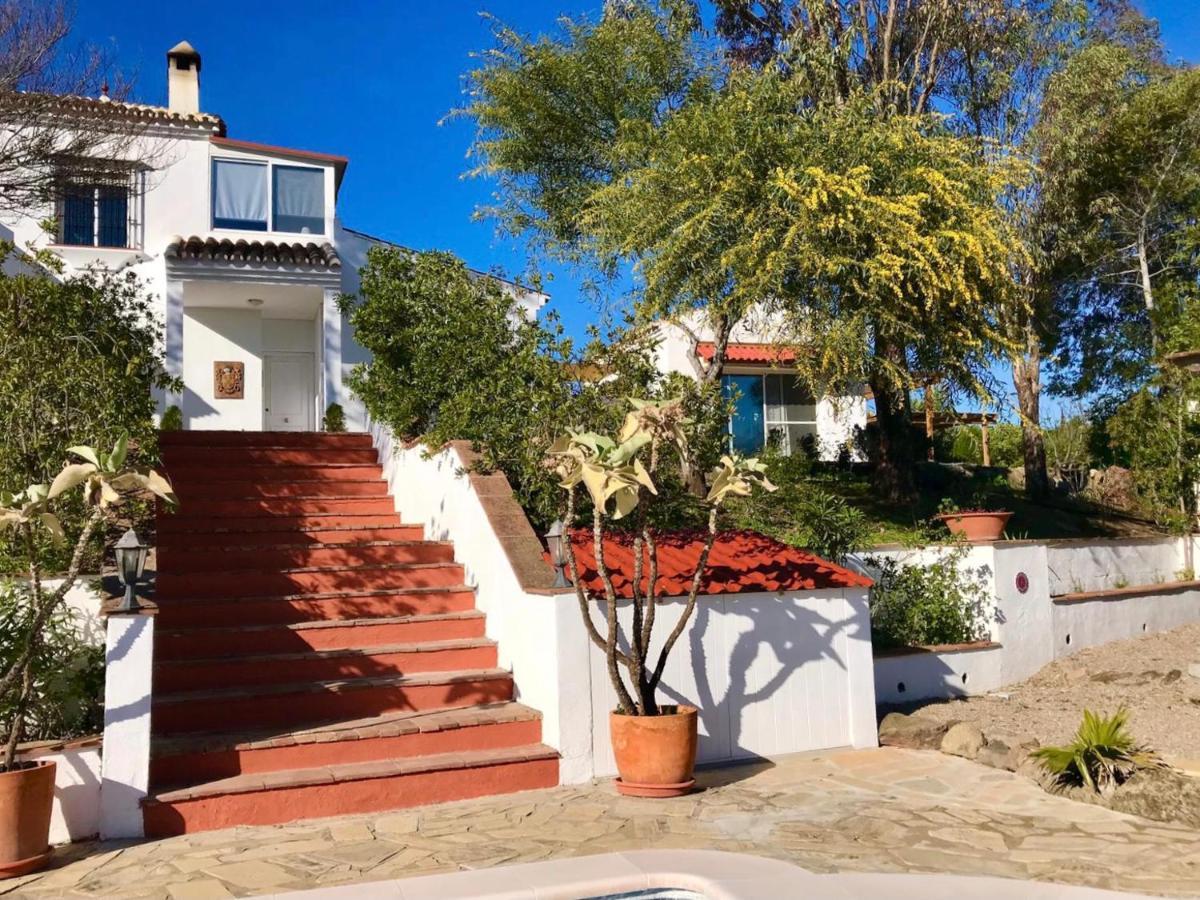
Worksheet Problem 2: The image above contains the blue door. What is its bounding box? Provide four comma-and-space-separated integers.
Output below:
722, 375, 764, 455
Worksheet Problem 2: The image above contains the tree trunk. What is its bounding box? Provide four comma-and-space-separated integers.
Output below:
868, 336, 917, 503
1011, 322, 1050, 500
1137, 225, 1158, 356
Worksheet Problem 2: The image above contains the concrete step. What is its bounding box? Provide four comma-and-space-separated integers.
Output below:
157, 540, 455, 574
142, 743, 559, 837
154, 638, 499, 693
171, 479, 388, 500
156, 611, 487, 658
168, 496, 397, 519
157, 515, 409, 537
158, 431, 374, 449
157, 524, 424, 550
154, 586, 478, 628
155, 561, 466, 600
164, 464, 385, 484
151, 669, 515, 735
161, 447, 381, 466
149, 702, 543, 786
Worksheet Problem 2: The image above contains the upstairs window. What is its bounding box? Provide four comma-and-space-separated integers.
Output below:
212, 159, 267, 231
56, 164, 142, 249
721, 372, 818, 457
212, 158, 326, 235
272, 166, 324, 234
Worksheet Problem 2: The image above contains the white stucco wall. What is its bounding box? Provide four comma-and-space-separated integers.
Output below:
369, 426, 593, 783
587, 588, 878, 777
1046, 537, 1188, 595
181, 307, 263, 430
17, 743, 102, 845
869, 538, 1200, 704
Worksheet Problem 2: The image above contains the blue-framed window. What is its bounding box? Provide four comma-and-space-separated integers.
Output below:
212, 159, 268, 231
272, 165, 324, 234
721, 372, 817, 456
57, 179, 134, 249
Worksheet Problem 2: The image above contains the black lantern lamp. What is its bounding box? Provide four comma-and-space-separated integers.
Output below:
114, 528, 149, 612
545, 518, 570, 588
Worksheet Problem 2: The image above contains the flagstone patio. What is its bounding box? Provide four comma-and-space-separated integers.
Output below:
7, 747, 1200, 899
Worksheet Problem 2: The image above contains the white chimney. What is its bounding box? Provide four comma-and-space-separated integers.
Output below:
166, 41, 201, 114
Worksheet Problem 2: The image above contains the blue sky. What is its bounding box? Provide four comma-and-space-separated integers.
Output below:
74, 0, 1197, 418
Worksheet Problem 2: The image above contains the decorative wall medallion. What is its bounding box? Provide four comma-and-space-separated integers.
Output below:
213, 361, 245, 399
1015, 571, 1030, 594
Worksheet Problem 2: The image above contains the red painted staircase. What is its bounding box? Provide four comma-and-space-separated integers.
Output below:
145, 430, 558, 837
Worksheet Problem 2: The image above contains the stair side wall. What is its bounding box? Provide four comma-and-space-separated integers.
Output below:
369, 425, 594, 784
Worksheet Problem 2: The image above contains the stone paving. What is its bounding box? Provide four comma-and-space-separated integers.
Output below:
7, 747, 1200, 899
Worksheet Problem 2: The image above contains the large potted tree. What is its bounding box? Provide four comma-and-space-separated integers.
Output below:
547, 399, 774, 796
0, 439, 175, 877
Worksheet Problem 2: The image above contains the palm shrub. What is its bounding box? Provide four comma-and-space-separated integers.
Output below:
1031, 708, 1161, 794
0, 437, 176, 770
548, 398, 775, 716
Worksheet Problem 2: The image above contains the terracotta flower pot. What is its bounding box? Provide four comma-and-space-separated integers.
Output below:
609, 705, 698, 798
0, 760, 55, 878
936, 511, 1012, 542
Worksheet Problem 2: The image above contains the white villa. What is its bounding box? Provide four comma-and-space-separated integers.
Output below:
2, 40, 863, 455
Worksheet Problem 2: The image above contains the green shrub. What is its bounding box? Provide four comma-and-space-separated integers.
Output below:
1031, 708, 1160, 793
160, 405, 183, 432
0, 266, 174, 573
867, 547, 989, 648
324, 403, 347, 433
0, 580, 103, 742
341, 247, 716, 529
727, 449, 867, 563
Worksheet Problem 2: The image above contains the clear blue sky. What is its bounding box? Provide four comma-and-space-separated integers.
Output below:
74, 0, 1197, 417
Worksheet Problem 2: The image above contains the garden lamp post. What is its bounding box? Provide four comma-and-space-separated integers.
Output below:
545, 518, 570, 588
114, 528, 149, 612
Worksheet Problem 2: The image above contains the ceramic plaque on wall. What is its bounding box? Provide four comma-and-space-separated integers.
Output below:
213, 361, 245, 399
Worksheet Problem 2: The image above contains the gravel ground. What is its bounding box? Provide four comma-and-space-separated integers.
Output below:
909, 623, 1200, 761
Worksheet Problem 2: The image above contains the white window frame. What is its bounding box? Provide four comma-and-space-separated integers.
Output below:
210, 156, 327, 237
724, 369, 818, 456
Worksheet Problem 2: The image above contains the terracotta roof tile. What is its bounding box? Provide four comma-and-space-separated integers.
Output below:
697, 342, 799, 364
561, 529, 871, 598
166, 235, 340, 270
15, 93, 225, 134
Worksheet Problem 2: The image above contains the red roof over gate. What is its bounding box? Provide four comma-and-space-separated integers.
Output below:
561, 529, 871, 598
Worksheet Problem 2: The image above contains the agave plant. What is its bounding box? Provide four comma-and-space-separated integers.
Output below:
547, 398, 774, 716
1031, 708, 1162, 794
0, 436, 176, 770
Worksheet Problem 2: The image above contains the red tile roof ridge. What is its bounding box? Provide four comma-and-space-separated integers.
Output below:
560, 527, 871, 598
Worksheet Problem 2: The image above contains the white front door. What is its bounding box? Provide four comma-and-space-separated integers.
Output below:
264, 352, 315, 431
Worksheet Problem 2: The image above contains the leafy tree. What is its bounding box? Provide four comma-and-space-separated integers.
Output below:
712, 0, 1160, 501
468, 5, 1024, 502
0, 263, 174, 572
342, 246, 685, 529
1043, 47, 1200, 399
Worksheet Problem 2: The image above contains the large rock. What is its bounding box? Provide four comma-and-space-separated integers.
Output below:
976, 734, 1038, 771
941, 722, 986, 759
1109, 767, 1200, 828
879, 712, 954, 750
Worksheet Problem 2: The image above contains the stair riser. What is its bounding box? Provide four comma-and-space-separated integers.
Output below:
159, 432, 374, 449
156, 565, 465, 600
158, 543, 454, 574
157, 617, 486, 658
170, 498, 396, 518
155, 645, 498, 693
143, 757, 558, 837
155, 590, 478, 627
158, 526, 424, 550
162, 448, 380, 466
152, 678, 514, 735
150, 719, 542, 786
165, 465, 385, 484
158, 515, 406, 535
172, 481, 387, 500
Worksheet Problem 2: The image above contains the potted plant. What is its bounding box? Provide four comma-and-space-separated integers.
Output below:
0, 439, 175, 877
934, 497, 1012, 542
547, 399, 774, 796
